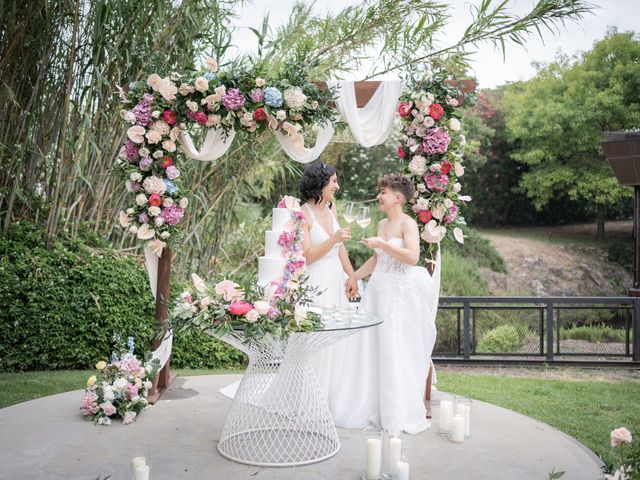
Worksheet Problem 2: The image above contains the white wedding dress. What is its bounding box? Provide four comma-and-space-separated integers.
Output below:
304, 205, 353, 413
333, 237, 439, 434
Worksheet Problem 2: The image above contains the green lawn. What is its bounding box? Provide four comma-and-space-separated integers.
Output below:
1, 368, 637, 468
437, 371, 640, 467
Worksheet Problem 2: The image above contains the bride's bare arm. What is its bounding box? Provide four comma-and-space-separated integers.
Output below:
355, 254, 377, 280
301, 217, 351, 265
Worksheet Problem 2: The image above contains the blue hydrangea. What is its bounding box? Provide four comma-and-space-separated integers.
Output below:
111, 352, 120, 363
204, 71, 215, 80
264, 87, 283, 107
164, 179, 178, 196
127, 336, 135, 354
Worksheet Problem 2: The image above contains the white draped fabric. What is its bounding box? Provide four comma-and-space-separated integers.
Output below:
327, 79, 403, 147
274, 122, 335, 163
143, 244, 173, 371
179, 127, 236, 161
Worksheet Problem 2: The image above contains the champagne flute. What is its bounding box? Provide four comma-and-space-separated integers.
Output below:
343, 202, 357, 225
356, 206, 371, 240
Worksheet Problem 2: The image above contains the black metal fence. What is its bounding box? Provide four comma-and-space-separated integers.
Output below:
434, 297, 639, 363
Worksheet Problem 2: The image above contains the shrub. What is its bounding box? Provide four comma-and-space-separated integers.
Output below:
477, 325, 524, 353
608, 240, 633, 273
446, 227, 507, 273
440, 250, 488, 296
0, 221, 243, 371
560, 325, 627, 344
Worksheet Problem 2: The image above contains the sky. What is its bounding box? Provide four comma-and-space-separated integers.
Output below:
228, 0, 640, 89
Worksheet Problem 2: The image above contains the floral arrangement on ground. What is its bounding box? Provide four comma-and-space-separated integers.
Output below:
170, 197, 322, 342
115, 58, 336, 253
397, 68, 471, 263
80, 337, 160, 425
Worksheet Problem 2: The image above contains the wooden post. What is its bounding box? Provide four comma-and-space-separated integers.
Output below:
147, 246, 176, 404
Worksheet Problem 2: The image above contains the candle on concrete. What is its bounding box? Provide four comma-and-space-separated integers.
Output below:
457, 403, 471, 437
133, 464, 149, 480
388, 435, 402, 476
439, 400, 453, 434
131, 457, 146, 468
396, 460, 410, 480
365, 437, 382, 478
451, 415, 465, 443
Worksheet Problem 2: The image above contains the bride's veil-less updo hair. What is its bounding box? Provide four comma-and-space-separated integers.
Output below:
299, 161, 337, 204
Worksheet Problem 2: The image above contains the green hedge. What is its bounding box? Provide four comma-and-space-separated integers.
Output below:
0, 222, 244, 372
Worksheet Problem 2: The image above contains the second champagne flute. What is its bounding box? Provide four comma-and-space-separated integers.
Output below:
356, 206, 371, 240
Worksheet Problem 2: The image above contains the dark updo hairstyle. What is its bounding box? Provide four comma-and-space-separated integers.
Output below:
378, 173, 414, 204
299, 161, 337, 204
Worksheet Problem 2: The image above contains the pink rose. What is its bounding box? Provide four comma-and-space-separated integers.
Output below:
253, 300, 271, 315
100, 401, 117, 416
278, 231, 296, 247
287, 259, 306, 272
245, 309, 260, 323
611, 427, 633, 447
215, 279, 242, 301
229, 301, 254, 316
397, 146, 407, 159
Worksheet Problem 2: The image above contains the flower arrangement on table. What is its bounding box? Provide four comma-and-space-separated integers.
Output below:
397, 69, 471, 264
170, 196, 322, 342
115, 58, 336, 251
80, 337, 160, 426
604, 427, 639, 480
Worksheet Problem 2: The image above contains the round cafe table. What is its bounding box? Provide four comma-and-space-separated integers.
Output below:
210, 309, 381, 467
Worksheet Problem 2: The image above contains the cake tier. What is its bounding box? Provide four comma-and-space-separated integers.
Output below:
265, 230, 284, 258
258, 257, 287, 287
272, 208, 292, 232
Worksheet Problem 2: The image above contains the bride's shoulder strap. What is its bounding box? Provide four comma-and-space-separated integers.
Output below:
302, 204, 315, 222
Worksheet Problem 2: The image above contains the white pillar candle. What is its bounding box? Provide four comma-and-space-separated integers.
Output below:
397, 461, 410, 480
439, 400, 453, 432
457, 404, 471, 437
133, 465, 149, 480
451, 415, 465, 443
388, 436, 402, 475
365, 437, 382, 478
132, 457, 146, 468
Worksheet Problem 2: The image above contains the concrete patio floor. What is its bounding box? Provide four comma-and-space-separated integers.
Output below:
0, 374, 604, 480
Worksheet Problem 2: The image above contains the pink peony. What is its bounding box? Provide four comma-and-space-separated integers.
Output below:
100, 401, 117, 416
80, 391, 100, 415
229, 301, 254, 316
166, 166, 180, 180
397, 101, 413, 117
422, 127, 451, 155
118, 356, 142, 374
163, 109, 177, 125
429, 103, 444, 120
277, 231, 296, 247
424, 174, 449, 192
215, 279, 242, 301
126, 383, 139, 399
611, 427, 633, 447
194, 111, 208, 124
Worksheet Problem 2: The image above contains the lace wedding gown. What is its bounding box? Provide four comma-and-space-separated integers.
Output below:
333, 237, 440, 434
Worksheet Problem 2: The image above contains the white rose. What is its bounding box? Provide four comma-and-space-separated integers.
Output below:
148, 206, 161, 217
276, 110, 286, 121
179, 83, 195, 96
186, 100, 198, 112
453, 182, 462, 193
153, 150, 163, 158
447, 97, 459, 107
122, 111, 136, 124
163, 197, 174, 208
129, 225, 138, 234
139, 147, 150, 157
152, 110, 160, 118
194, 77, 209, 93
214, 86, 226, 96
444, 198, 454, 208
205, 57, 218, 72
113, 377, 128, 392
158, 81, 177, 102
102, 386, 115, 402
416, 197, 429, 210
205, 114, 221, 127
179, 198, 189, 209
160, 231, 171, 239
310, 100, 319, 110
417, 183, 427, 193
126, 208, 135, 215
146, 129, 162, 144
423, 116, 435, 128
135, 194, 147, 206
253, 300, 271, 316
151, 120, 170, 135
255, 77, 266, 87
130, 172, 142, 182
162, 140, 176, 152
449, 118, 461, 131
459, 134, 466, 146
154, 216, 165, 227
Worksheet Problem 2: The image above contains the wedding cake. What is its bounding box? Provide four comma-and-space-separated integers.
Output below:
258, 207, 294, 286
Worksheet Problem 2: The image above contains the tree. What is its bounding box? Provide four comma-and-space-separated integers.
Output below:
504, 31, 639, 237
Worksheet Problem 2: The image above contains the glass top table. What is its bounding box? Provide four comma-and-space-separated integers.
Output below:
210, 308, 380, 466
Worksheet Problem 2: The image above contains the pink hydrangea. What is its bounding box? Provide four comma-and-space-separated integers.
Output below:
118, 356, 141, 375
143, 175, 166, 195
160, 204, 184, 226
122, 140, 139, 162
132, 99, 152, 126
166, 166, 180, 180
422, 127, 451, 155
424, 174, 449, 193
250, 88, 264, 102
80, 391, 100, 415
443, 203, 458, 224
221, 88, 245, 111
126, 383, 139, 399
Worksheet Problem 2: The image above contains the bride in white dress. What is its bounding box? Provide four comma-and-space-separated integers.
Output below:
343, 173, 438, 434
299, 162, 359, 410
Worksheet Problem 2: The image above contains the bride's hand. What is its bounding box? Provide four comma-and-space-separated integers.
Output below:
362, 236, 385, 249
345, 275, 359, 300
331, 227, 351, 244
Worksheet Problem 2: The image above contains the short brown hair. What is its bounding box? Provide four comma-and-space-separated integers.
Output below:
378, 173, 414, 204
